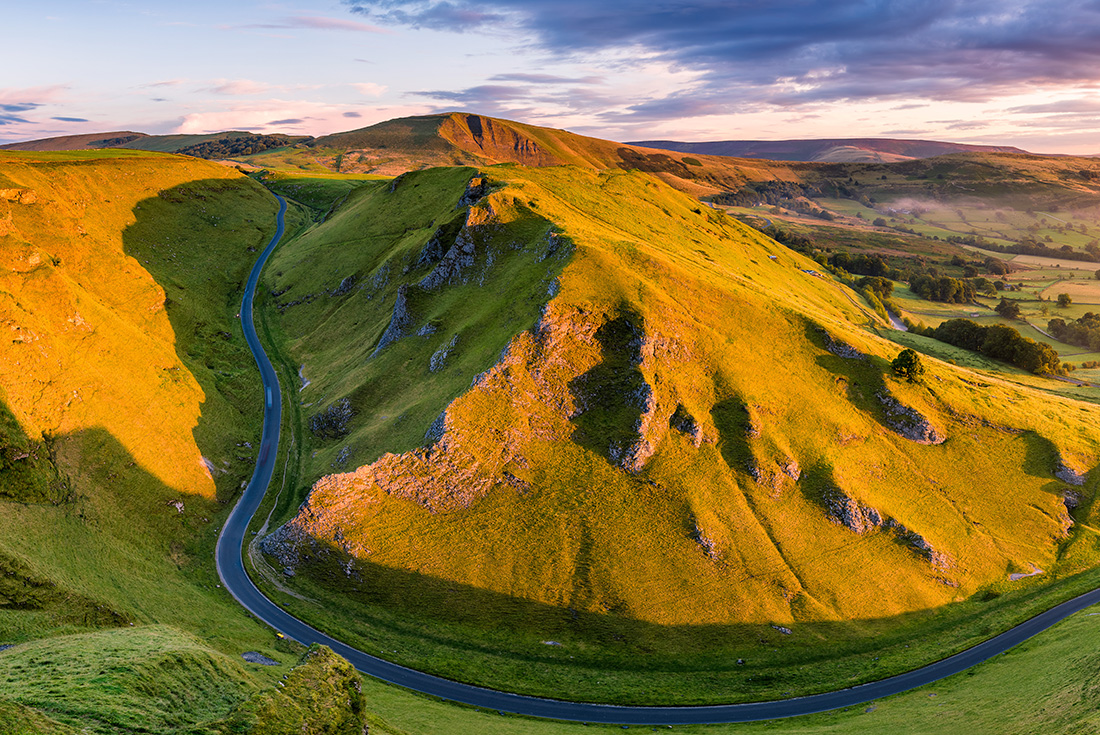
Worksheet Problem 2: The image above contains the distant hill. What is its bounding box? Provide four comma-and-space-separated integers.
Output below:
0, 130, 303, 157
280, 112, 809, 196
628, 138, 1030, 163
0, 131, 149, 151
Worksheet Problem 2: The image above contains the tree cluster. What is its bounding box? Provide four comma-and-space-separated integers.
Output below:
994, 298, 1021, 319
919, 319, 1061, 374
1047, 313, 1100, 351
858, 276, 894, 299
830, 252, 898, 278
712, 181, 823, 208
909, 274, 976, 303
178, 134, 297, 159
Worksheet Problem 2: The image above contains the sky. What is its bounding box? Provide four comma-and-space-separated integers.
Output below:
3, 0, 1100, 153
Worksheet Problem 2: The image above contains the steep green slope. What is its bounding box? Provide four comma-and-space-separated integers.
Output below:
0, 150, 370, 729
256, 163, 1100, 703
0, 629, 368, 735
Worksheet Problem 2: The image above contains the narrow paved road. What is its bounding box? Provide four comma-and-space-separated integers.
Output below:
217, 194, 1100, 725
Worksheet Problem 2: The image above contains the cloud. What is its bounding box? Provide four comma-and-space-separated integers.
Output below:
0, 114, 31, 126
174, 100, 433, 137
240, 15, 389, 33
207, 79, 271, 96
343, 111, 363, 117
346, 0, 1100, 119
52, 116, 89, 122
1, 103, 42, 113
0, 85, 67, 109
489, 73, 602, 84
352, 82, 388, 96
1007, 98, 1100, 114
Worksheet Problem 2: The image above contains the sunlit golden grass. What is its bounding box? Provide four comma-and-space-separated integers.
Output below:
255, 162, 1100, 702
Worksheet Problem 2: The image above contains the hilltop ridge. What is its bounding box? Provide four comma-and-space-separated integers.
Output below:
629, 137, 1031, 163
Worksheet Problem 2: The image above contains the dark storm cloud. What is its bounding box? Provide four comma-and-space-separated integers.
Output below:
347, 0, 1100, 118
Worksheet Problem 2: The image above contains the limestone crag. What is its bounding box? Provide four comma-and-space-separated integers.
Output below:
876, 388, 946, 444
669, 404, 703, 446
819, 329, 865, 360
371, 284, 413, 356
1055, 456, 1087, 486
429, 334, 459, 372
822, 486, 953, 570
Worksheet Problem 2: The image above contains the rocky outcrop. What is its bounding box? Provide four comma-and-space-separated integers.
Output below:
419, 224, 478, 290
819, 329, 865, 360
458, 176, 490, 207
876, 388, 945, 444
669, 404, 703, 446
822, 487, 883, 534
429, 334, 458, 372
0, 188, 36, 204
614, 380, 658, 473
1055, 456, 1087, 486
371, 284, 414, 356
822, 487, 952, 570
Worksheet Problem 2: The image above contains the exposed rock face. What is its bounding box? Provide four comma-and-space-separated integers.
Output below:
414, 227, 450, 269
371, 284, 414, 356
0, 188, 36, 204
329, 275, 356, 297
439, 115, 566, 167
822, 487, 883, 533
820, 329, 865, 360
821, 487, 952, 570
876, 388, 945, 444
670, 404, 703, 446
419, 212, 484, 290
429, 334, 458, 372
569, 311, 665, 473
1055, 457, 1087, 486
457, 176, 490, 207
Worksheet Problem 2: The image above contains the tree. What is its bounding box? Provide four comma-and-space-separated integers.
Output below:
995, 298, 1021, 320
1093, 268, 1100, 281
1058, 292, 1073, 308
892, 348, 925, 382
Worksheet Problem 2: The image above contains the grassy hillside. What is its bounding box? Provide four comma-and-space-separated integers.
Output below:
0, 628, 367, 734
0, 149, 371, 730
336, 596, 1100, 735
0, 132, 149, 152
253, 162, 1100, 705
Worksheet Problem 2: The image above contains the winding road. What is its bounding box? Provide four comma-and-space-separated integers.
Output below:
217, 194, 1100, 726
